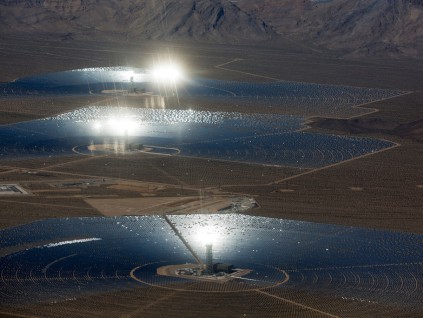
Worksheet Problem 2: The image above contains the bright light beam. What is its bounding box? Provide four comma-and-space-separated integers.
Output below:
151, 63, 184, 83
195, 226, 220, 246
93, 117, 139, 136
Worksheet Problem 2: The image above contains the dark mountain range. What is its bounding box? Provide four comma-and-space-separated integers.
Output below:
236, 0, 423, 58
1, 0, 423, 58
0, 0, 272, 42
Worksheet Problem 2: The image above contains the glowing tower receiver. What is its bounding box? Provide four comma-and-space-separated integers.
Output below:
151, 63, 184, 83
195, 226, 219, 274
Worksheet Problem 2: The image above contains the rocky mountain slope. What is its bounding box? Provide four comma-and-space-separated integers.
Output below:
236, 0, 423, 58
1, 0, 423, 58
0, 0, 272, 42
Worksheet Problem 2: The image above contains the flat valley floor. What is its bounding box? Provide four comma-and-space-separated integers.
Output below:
0, 35, 422, 317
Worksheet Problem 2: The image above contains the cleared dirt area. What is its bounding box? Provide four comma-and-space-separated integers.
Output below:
0, 38, 422, 236
85, 195, 235, 216
1, 30, 423, 318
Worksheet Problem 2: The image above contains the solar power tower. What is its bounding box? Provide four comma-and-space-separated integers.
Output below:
205, 244, 213, 274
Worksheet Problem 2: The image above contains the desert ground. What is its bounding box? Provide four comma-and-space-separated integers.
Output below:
0, 35, 422, 317
0, 35, 421, 234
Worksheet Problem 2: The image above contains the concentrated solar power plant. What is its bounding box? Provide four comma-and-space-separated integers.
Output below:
0, 106, 394, 168
0, 67, 404, 168
0, 66, 416, 317
181, 79, 405, 118
0, 214, 422, 317
0, 67, 405, 118
0, 67, 149, 96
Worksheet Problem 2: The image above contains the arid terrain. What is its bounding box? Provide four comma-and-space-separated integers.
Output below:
0, 36, 422, 234
0, 5, 423, 315
237, 0, 423, 58
2, 0, 423, 58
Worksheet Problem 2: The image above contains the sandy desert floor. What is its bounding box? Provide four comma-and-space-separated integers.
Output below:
0, 36, 421, 233
0, 35, 422, 317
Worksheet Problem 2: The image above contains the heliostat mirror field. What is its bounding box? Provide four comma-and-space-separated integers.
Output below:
0, 67, 404, 168
0, 67, 417, 317
0, 214, 422, 317
0, 106, 395, 168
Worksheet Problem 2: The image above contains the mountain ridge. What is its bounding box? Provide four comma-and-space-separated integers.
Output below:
236, 0, 423, 58
0, 0, 273, 42
1, 0, 423, 58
